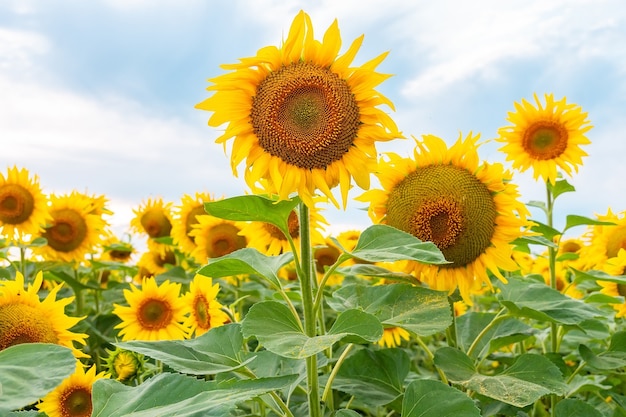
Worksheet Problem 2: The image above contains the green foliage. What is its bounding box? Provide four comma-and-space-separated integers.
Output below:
0, 344, 75, 413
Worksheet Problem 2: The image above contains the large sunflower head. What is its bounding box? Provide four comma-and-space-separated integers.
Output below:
0, 166, 51, 240
189, 215, 248, 264
358, 133, 529, 303
196, 10, 402, 208
497, 93, 592, 184
171, 192, 214, 256
0, 271, 87, 358
182, 274, 229, 338
38, 363, 109, 417
113, 277, 188, 341
34, 192, 107, 263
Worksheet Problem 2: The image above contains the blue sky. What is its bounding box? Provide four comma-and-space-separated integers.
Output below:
1, 0, 625, 240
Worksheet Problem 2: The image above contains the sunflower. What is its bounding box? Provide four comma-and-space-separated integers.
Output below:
579, 208, 626, 270
188, 216, 248, 264
497, 93, 592, 184
0, 271, 87, 358
240, 206, 326, 256
113, 277, 188, 341
38, 363, 108, 417
358, 133, 529, 303
104, 347, 144, 382
377, 326, 411, 348
182, 274, 229, 338
171, 192, 214, 256
0, 166, 50, 240
130, 198, 173, 257
34, 192, 107, 263
136, 247, 177, 276
196, 10, 401, 208
597, 275, 626, 318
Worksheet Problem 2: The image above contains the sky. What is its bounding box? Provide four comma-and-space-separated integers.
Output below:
1, 0, 625, 244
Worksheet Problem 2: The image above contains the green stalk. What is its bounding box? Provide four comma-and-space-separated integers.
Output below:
545, 184, 559, 417
298, 203, 321, 417
446, 296, 458, 348
466, 309, 510, 358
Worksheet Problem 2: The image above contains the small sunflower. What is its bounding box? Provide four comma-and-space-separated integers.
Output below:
171, 192, 214, 256
35, 192, 107, 263
240, 206, 326, 256
497, 93, 592, 184
0, 166, 50, 240
377, 326, 411, 348
196, 10, 402, 208
358, 133, 529, 303
104, 347, 144, 382
38, 363, 108, 417
130, 198, 173, 257
0, 271, 87, 358
189, 215, 248, 264
113, 277, 188, 341
136, 247, 177, 276
182, 274, 229, 337
579, 208, 626, 270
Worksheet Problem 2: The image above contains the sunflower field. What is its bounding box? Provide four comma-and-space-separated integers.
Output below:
2, 10, 626, 417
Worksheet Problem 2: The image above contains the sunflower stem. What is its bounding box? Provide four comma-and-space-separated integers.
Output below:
446, 296, 458, 348
545, 183, 560, 417
298, 202, 321, 417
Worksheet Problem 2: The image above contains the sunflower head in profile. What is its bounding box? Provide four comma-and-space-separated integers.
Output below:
239, 203, 326, 256
358, 133, 529, 303
38, 363, 108, 417
0, 271, 87, 358
182, 274, 229, 338
104, 347, 144, 382
497, 93, 592, 185
0, 166, 51, 240
196, 10, 402, 208
171, 192, 214, 256
113, 277, 188, 341
188, 215, 248, 264
34, 191, 107, 263
579, 208, 626, 270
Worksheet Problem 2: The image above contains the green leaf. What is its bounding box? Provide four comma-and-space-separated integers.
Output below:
327, 283, 452, 337
116, 324, 251, 375
566, 374, 611, 397
0, 344, 75, 413
402, 379, 481, 417
349, 225, 447, 264
529, 220, 561, 242
548, 179, 576, 199
197, 249, 293, 289
563, 215, 615, 233
333, 411, 362, 417
336, 264, 418, 284
456, 312, 534, 359
555, 398, 603, 417
497, 278, 604, 327
241, 301, 380, 358
578, 331, 626, 370
204, 195, 300, 238
435, 347, 567, 407
333, 348, 409, 407
92, 372, 297, 417
512, 235, 558, 249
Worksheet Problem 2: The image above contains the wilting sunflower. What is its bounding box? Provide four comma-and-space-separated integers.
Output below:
359, 133, 529, 303
579, 208, 626, 270
113, 277, 188, 341
240, 206, 326, 256
196, 10, 401, 208
182, 274, 229, 337
0, 271, 87, 358
38, 364, 108, 417
171, 192, 214, 256
497, 93, 592, 184
377, 326, 411, 348
0, 166, 50, 239
35, 192, 107, 263
189, 215, 248, 264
